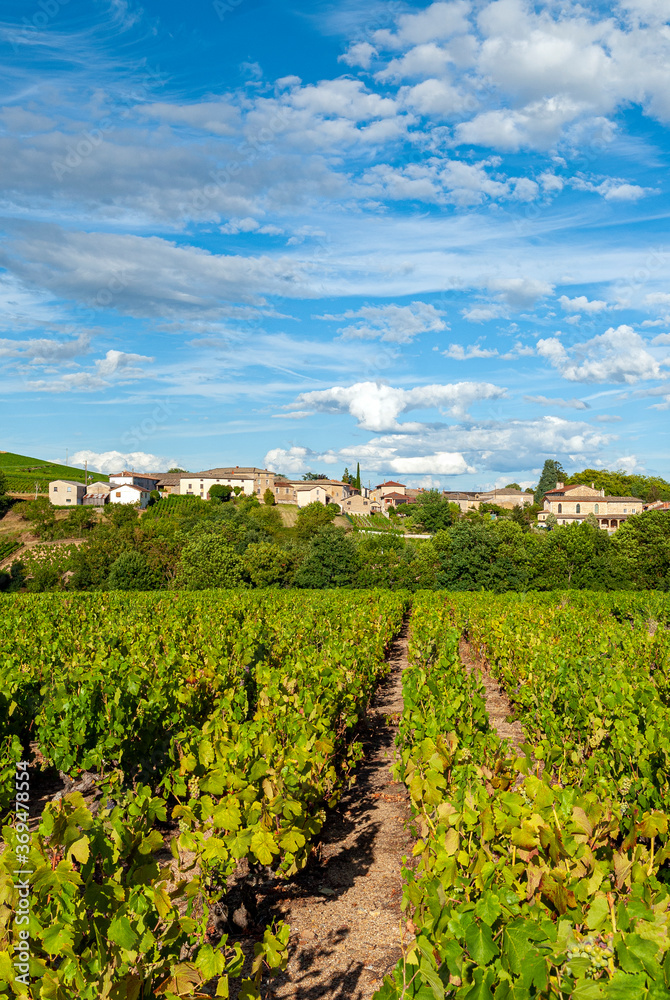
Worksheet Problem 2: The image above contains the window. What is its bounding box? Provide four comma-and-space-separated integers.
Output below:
594, 504, 599, 513
67, 486, 72, 493
623, 507, 627, 513
116, 491, 121, 497
576, 503, 581, 513
557, 503, 562, 513
364, 501, 368, 506
188, 484, 192, 490
66, 499, 71, 504
53, 486, 58, 492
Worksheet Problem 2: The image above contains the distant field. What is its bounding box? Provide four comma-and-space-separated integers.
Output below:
0, 450, 109, 494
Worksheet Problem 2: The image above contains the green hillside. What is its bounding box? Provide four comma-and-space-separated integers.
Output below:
0, 451, 109, 494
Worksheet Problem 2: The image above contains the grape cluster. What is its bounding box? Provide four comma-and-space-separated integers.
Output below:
618, 775, 632, 795
178, 818, 190, 834
588, 727, 608, 749
188, 776, 200, 800
566, 936, 614, 977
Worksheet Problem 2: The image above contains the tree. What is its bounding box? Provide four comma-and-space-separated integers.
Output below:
611, 511, 670, 590
168, 468, 187, 474
534, 459, 566, 504
505, 483, 521, 490
177, 534, 247, 589
295, 525, 360, 588
407, 490, 454, 533
355, 463, 361, 491
19, 497, 57, 539
209, 484, 233, 503
295, 501, 338, 539
263, 487, 275, 506
147, 489, 161, 507
107, 550, 162, 591
243, 541, 296, 587
342, 467, 351, 484
302, 472, 329, 481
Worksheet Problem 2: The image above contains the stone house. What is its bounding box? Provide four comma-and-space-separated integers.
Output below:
180, 467, 275, 499
537, 483, 643, 531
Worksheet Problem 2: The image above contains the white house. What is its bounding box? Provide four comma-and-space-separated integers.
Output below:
109, 471, 160, 490
109, 483, 151, 508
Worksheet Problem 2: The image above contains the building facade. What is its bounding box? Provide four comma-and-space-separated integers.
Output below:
49, 480, 86, 505
180, 467, 275, 499
443, 488, 532, 513
109, 471, 160, 491
537, 483, 643, 531
273, 479, 352, 506
109, 483, 152, 508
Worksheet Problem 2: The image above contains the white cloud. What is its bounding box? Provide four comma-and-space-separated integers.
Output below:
614, 454, 642, 473
220, 217, 284, 235
289, 379, 506, 431
461, 304, 507, 322
338, 42, 378, 69
0, 332, 90, 362
645, 293, 670, 306
443, 342, 498, 359
373, 2, 472, 49
264, 445, 311, 473
524, 394, 590, 410
537, 325, 666, 383
70, 450, 177, 474
488, 277, 554, 306
400, 78, 472, 117
94, 350, 153, 377
388, 452, 474, 475
317, 301, 447, 343
559, 294, 608, 314
652, 333, 670, 345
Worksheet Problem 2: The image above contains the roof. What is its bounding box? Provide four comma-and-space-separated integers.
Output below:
383, 491, 410, 499
111, 483, 148, 494
109, 470, 160, 480
151, 473, 183, 485
483, 488, 529, 496
376, 480, 405, 487
184, 467, 273, 478
50, 479, 86, 487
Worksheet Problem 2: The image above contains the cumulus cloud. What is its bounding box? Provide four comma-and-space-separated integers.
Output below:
69, 450, 177, 474
265, 413, 614, 480
537, 325, 666, 383
339, 42, 378, 69
287, 380, 506, 431
94, 350, 153, 377
488, 277, 554, 307
317, 301, 447, 343
559, 294, 609, 314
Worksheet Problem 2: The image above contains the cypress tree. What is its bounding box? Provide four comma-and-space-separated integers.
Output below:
534, 459, 566, 504
356, 462, 361, 491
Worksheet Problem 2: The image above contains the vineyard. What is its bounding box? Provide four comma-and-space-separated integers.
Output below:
1, 590, 670, 998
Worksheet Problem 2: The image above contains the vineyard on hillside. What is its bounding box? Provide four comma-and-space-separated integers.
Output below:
1, 590, 670, 998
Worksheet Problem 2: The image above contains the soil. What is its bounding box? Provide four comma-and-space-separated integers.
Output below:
227, 624, 414, 999
458, 637, 525, 751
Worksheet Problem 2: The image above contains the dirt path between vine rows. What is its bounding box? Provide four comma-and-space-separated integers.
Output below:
231, 624, 414, 1000
459, 637, 526, 751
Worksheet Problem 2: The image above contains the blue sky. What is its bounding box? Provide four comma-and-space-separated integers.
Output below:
1, 0, 669, 489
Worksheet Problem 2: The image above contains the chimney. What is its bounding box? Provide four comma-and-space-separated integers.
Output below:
601, 488, 605, 497
556, 481, 564, 490
591, 481, 595, 489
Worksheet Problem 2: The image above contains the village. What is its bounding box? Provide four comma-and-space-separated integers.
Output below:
46, 465, 668, 532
